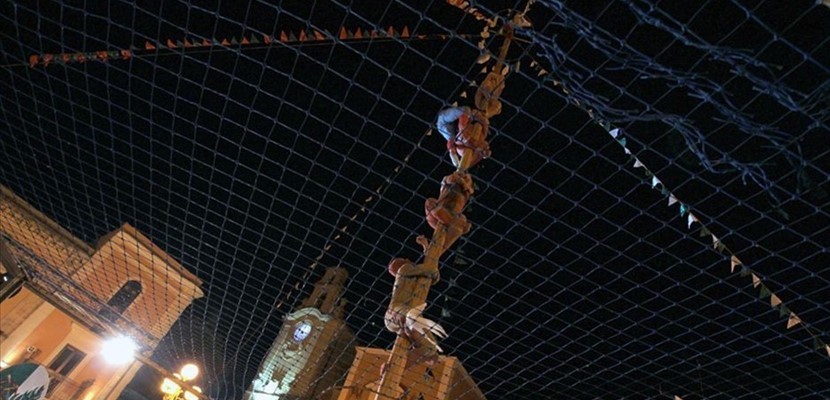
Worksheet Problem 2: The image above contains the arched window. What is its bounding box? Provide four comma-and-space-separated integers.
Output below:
102, 280, 141, 320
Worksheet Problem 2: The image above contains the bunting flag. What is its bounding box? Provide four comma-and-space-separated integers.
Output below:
787, 313, 801, 329
588, 101, 830, 360
27, 26, 481, 68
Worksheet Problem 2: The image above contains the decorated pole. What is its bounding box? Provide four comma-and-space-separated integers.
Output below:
373, 21, 514, 400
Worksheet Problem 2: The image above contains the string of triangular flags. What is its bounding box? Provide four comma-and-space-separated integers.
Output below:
604, 127, 829, 359
26, 26, 479, 68
510, 52, 829, 359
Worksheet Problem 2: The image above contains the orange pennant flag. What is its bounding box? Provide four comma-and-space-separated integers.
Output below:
241, 37, 250, 45
354, 27, 363, 39
263, 35, 273, 44
28, 55, 39, 68
786, 313, 801, 329
299, 30, 308, 41
221, 38, 230, 45
120, 49, 132, 59
167, 39, 177, 48
145, 41, 156, 50
279, 31, 288, 42
184, 39, 193, 47
314, 30, 325, 40
770, 294, 782, 307
203, 38, 211, 46
387, 26, 395, 36
339, 27, 348, 39
401, 26, 410, 37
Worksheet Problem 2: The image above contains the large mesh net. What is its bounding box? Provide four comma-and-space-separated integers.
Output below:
1, 0, 829, 399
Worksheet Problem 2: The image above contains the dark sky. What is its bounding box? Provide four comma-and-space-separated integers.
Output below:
1, 0, 829, 399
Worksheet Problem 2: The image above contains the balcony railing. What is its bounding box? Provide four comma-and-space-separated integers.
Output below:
46, 368, 94, 400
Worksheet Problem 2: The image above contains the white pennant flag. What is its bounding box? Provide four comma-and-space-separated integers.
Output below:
687, 213, 698, 229
730, 255, 742, 273
712, 234, 720, 249
624, 147, 631, 155
751, 273, 761, 288
770, 294, 782, 307
675, 396, 684, 400
609, 128, 620, 138
633, 158, 644, 168
787, 313, 801, 329
668, 194, 678, 206
652, 176, 661, 188
825, 344, 829, 357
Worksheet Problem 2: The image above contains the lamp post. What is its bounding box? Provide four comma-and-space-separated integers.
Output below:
160, 363, 203, 400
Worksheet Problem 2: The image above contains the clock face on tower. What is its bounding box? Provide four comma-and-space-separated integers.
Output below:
293, 321, 313, 342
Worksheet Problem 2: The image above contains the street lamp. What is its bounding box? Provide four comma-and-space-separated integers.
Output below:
161, 363, 203, 400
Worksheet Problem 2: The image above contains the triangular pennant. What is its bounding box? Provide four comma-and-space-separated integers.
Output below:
770, 293, 782, 307
401, 26, 410, 37
230, 37, 239, 45
279, 31, 288, 42
203, 38, 212, 46
241, 36, 250, 45
779, 304, 790, 317
618, 137, 627, 147
609, 128, 621, 138
652, 176, 661, 189
826, 344, 830, 358
751, 273, 761, 288
731, 256, 742, 273
221, 38, 230, 45
314, 30, 325, 40
759, 285, 771, 299
813, 337, 824, 350
687, 213, 697, 229
288, 32, 298, 42
339, 27, 348, 40
454, 257, 468, 265
145, 41, 156, 50
184, 39, 193, 47
460, 92, 468, 98
711, 234, 719, 248
176, 40, 185, 47
250, 35, 260, 44
354, 27, 363, 39
167, 39, 177, 48
633, 158, 644, 168
740, 266, 751, 277
787, 313, 801, 329
668, 194, 678, 206
699, 226, 710, 237
263, 35, 273, 44
370, 29, 378, 38
298, 30, 307, 41
679, 203, 688, 216
675, 396, 683, 400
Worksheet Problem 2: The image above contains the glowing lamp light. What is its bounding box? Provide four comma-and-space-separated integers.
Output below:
180, 363, 199, 381
160, 378, 181, 394
101, 336, 137, 365
183, 386, 203, 400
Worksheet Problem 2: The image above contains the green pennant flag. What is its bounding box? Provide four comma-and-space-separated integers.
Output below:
231, 37, 239, 45
699, 227, 710, 237
740, 266, 751, 277
679, 203, 689, 216
813, 336, 825, 350
288, 32, 298, 41
759, 285, 771, 299
715, 241, 726, 252
454, 257, 468, 265
176, 40, 185, 47
250, 35, 260, 44
779, 304, 790, 318
618, 137, 627, 147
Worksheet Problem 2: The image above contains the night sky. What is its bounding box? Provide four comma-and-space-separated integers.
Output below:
1, 0, 829, 399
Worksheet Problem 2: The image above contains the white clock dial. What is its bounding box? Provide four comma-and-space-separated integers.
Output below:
293, 321, 312, 341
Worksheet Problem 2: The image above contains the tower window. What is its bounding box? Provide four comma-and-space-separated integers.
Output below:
101, 280, 141, 320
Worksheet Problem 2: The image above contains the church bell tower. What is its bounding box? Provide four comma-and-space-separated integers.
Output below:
244, 267, 356, 400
